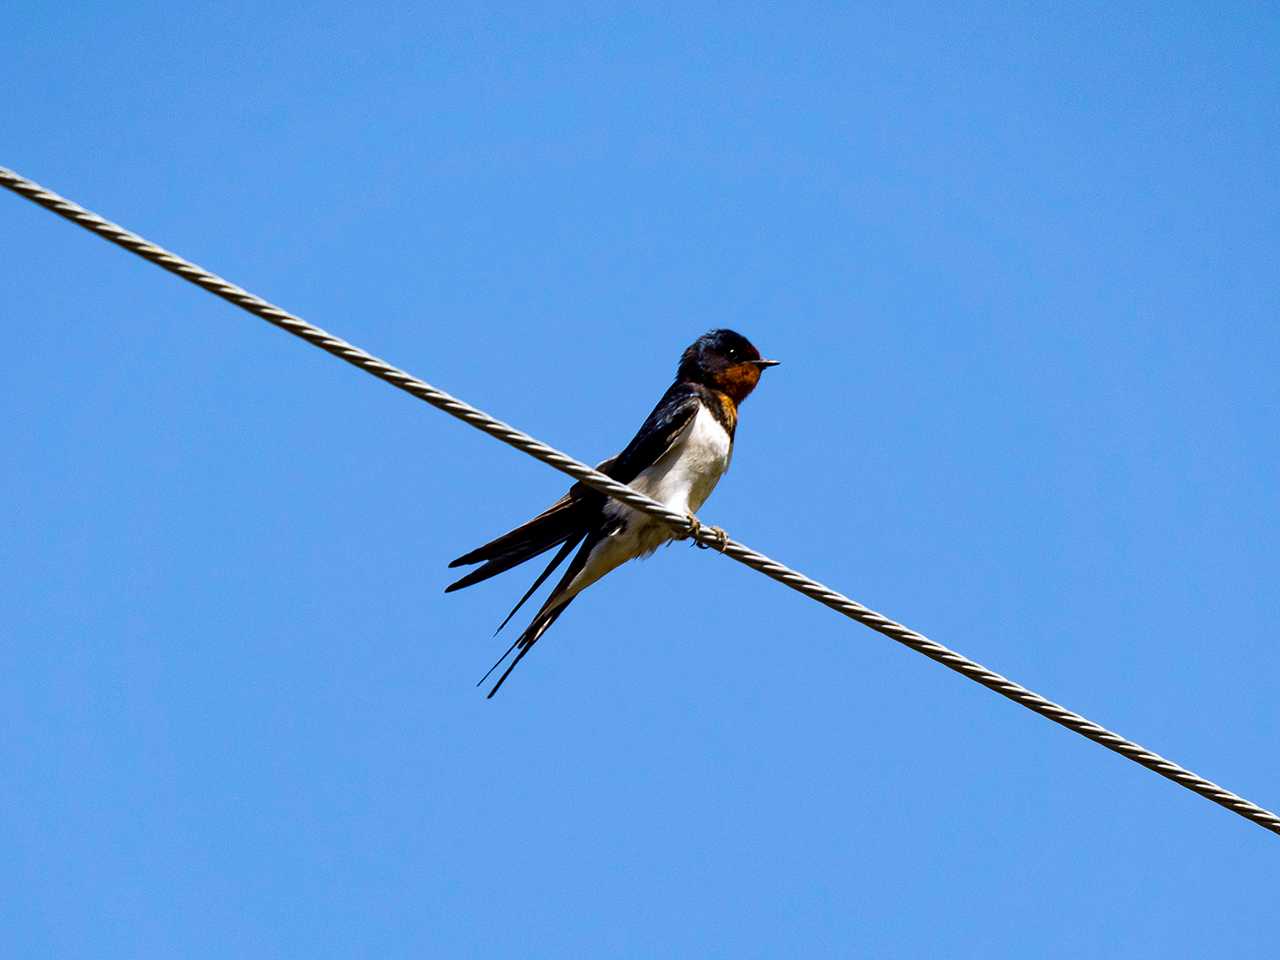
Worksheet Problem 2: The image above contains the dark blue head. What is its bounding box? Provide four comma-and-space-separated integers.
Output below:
677, 329, 779, 402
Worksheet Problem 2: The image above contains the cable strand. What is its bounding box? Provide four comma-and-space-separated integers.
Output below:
4, 165, 1276, 837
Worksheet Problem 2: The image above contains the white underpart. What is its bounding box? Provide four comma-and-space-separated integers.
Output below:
557, 404, 733, 605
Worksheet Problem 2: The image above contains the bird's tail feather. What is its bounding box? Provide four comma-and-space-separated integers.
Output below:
445, 498, 589, 593
468, 508, 605, 698
447, 454, 617, 587
476, 635, 522, 690
484, 600, 574, 698
493, 533, 584, 636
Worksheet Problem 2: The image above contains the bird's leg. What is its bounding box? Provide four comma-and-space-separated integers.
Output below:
683, 513, 701, 540
684, 513, 729, 552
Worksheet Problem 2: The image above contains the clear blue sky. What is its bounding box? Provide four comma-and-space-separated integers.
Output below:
3, 3, 1277, 956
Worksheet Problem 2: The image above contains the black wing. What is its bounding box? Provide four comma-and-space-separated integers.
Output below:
476, 389, 704, 696
606, 381, 704, 484
445, 455, 616, 589
445, 383, 702, 631
447, 384, 701, 585
452, 383, 707, 695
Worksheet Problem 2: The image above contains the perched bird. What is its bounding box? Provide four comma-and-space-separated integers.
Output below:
447, 329, 779, 696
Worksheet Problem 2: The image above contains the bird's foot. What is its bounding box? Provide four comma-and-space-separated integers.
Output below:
684, 513, 728, 552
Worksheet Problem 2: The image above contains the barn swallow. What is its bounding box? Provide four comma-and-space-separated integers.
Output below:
447, 329, 778, 697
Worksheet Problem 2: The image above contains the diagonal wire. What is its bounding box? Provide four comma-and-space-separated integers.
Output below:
3, 164, 1277, 838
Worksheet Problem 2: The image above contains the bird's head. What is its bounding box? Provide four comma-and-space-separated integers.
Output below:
677, 329, 779, 403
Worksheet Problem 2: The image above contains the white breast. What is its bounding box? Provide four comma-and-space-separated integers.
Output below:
557, 405, 734, 604
628, 403, 733, 515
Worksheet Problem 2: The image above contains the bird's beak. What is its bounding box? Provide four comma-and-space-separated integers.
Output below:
752, 359, 781, 368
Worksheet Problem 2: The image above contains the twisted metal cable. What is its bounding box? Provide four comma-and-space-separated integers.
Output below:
4, 165, 1277, 838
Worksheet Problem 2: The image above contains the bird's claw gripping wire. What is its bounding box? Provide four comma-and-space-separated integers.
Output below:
684, 513, 728, 552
